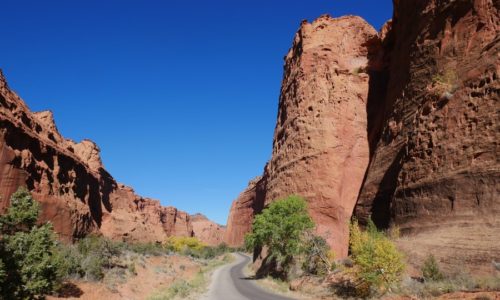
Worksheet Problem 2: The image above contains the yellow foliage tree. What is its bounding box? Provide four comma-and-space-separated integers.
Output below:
349, 219, 405, 294
164, 236, 205, 253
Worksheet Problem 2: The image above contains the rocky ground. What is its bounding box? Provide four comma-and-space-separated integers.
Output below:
48, 254, 200, 300
48, 253, 231, 300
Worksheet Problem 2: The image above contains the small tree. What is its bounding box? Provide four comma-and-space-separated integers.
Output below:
1, 187, 40, 233
245, 195, 314, 277
421, 254, 444, 281
349, 218, 405, 295
0, 187, 64, 298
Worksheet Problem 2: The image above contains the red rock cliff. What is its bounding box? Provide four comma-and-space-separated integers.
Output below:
225, 15, 380, 257
355, 0, 500, 272
226, 0, 499, 269
0, 70, 219, 244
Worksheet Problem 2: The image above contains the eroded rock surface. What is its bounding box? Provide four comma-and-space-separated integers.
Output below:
226, 1, 499, 269
355, 0, 500, 271
225, 15, 379, 257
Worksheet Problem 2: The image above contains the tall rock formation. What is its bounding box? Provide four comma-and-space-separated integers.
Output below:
225, 15, 380, 257
355, 0, 500, 271
0, 70, 218, 244
226, 0, 499, 271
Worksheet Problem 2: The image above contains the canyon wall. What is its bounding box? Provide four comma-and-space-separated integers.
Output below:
226, 0, 499, 271
0, 70, 220, 245
355, 0, 500, 272
225, 15, 380, 257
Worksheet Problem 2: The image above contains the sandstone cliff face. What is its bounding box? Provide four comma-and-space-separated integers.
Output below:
225, 15, 379, 257
226, 1, 499, 269
191, 214, 226, 246
355, 0, 500, 271
224, 176, 266, 247
0, 70, 204, 243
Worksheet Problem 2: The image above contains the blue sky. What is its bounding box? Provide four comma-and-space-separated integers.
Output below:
1, 1, 392, 225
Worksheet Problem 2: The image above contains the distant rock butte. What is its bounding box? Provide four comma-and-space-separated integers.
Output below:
225, 0, 499, 273
0, 70, 219, 245
190, 214, 226, 246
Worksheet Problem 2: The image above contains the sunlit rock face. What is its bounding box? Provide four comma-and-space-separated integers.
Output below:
0, 70, 219, 243
191, 213, 226, 246
227, 0, 500, 270
225, 15, 379, 257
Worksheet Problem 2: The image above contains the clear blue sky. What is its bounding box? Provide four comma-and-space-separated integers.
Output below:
1, 1, 392, 225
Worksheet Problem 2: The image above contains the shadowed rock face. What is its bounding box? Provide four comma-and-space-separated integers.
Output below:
0, 70, 217, 243
224, 176, 266, 248
225, 15, 380, 257
355, 0, 500, 271
226, 1, 499, 270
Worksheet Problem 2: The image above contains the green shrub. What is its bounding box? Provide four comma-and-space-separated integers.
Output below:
422, 254, 444, 282
1, 187, 39, 233
54, 242, 84, 278
76, 235, 122, 280
195, 243, 231, 259
349, 218, 405, 295
0, 187, 65, 298
245, 195, 314, 278
5, 224, 63, 296
127, 242, 165, 256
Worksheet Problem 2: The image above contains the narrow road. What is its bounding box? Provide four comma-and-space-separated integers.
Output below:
201, 253, 296, 300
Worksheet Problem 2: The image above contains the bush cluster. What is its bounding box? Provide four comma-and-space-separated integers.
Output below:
164, 236, 232, 259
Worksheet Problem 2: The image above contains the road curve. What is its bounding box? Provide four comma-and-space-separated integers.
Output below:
201, 253, 296, 300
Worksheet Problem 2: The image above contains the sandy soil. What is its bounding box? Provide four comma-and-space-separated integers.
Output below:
48, 254, 202, 300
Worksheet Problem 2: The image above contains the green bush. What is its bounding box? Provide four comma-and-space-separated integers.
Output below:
349, 218, 405, 295
127, 242, 165, 256
422, 254, 444, 282
76, 235, 122, 280
0, 187, 64, 298
1, 187, 40, 233
195, 243, 231, 259
4, 224, 63, 296
245, 195, 314, 278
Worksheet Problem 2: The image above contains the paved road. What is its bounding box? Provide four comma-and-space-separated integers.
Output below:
201, 253, 296, 300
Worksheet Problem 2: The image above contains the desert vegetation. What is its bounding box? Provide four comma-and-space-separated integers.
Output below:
244, 195, 500, 299
0, 187, 235, 299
